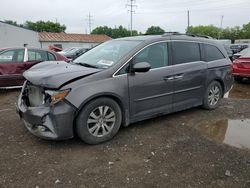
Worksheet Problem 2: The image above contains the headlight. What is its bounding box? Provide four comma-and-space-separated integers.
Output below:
45, 89, 70, 104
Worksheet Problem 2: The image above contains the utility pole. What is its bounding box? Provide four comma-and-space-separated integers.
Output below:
126, 0, 137, 36
86, 12, 93, 34
220, 15, 224, 29
218, 15, 224, 39
187, 10, 190, 29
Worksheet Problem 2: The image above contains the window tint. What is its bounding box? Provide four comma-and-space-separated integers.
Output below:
204, 44, 225, 61
28, 50, 48, 61
172, 42, 200, 65
0, 49, 24, 63
133, 42, 168, 69
48, 52, 56, 60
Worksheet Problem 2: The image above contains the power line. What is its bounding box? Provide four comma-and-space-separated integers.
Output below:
136, 1, 250, 15
86, 12, 93, 34
126, 0, 137, 36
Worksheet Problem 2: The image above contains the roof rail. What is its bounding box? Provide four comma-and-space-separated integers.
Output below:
187, 34, 213, 39
162, 32, 213, 39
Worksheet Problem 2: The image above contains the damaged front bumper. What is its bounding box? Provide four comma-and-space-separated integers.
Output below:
16, 84, 76, 140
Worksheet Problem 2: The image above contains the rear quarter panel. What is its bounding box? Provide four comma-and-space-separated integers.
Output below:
206, 59, 233, 94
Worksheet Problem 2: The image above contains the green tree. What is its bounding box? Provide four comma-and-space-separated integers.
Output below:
145, 26, 165, 35
186, 25, 222, 38
4, 20, 24, 27
222, 26, 241, 43
91, 25, 138, 38
24, 21, 66, 32
240, 22, 250, 39
4, 20, 18, 26
91, 26, 113, 37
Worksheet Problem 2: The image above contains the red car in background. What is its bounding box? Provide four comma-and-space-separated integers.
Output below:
0, 47, 68, 88
232, 48, 250, 82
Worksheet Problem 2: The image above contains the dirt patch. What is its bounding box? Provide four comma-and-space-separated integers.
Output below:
0, 87, 250, 188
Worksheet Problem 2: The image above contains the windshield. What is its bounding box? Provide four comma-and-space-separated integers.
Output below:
73, 40, 141, 69
241, 48, 250, 58
239, 48, 249, 55
62, 47, 77, 53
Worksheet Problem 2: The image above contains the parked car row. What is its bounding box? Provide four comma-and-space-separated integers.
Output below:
0, 47, 69, 88
59, 47, 90, 60
232, 47, 250, 82
0, 45, 92, 88
230, 43, 249, 54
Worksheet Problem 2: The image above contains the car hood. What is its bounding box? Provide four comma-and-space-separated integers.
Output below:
23, 61, 101, 88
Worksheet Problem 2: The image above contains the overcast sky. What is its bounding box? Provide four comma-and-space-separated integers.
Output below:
1, 0, 250, 34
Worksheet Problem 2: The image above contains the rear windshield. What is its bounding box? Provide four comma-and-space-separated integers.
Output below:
241, 49, 250, 58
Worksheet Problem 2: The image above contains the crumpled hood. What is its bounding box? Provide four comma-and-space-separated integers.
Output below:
23, 61, 100, 88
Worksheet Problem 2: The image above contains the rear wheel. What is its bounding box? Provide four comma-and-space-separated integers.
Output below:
76, 97, 122, 144
202, 81, 222, 110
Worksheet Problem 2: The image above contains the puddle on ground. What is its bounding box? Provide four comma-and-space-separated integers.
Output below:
225, 82, 250, 99
198, 119, 250, 150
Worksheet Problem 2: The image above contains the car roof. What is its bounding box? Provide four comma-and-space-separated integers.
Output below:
114, 34, 220, 46
0, 47, 56, 53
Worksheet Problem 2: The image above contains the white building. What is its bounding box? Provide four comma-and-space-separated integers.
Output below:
0, 21, 40, 48
0, 21, 111, 49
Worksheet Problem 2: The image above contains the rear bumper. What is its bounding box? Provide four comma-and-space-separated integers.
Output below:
16, 85, 76, 140
232, 65, 250, 78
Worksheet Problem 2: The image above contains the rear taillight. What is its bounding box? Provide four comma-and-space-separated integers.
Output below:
233, 60, 244, 68
236, 63, 244, 68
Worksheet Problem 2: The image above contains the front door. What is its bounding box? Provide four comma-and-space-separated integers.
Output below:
0, 49, 26, 87
128, 42, 174, 121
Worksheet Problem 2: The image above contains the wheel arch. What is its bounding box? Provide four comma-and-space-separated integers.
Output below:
73, 93, 128, 134
207, 77, 225, 97
214, 78, 225, 96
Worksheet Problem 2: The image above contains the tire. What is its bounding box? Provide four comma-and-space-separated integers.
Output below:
202, 81, 222, 110
76, 97, 122, 144
234, 76, 243, 83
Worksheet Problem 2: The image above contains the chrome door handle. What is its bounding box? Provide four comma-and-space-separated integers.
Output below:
163, 76, 175, 81
174, 75, 183, 79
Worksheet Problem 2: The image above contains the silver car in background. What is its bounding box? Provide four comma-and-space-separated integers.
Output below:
16, 33, 233, 144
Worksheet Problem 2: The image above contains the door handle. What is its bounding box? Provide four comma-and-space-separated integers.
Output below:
174, 75, 183, 79
163, 76, 175, 81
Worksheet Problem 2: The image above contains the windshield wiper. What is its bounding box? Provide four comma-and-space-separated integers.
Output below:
75, 62, 99, 69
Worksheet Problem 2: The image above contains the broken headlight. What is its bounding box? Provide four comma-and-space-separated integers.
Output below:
45, 89, 70, 104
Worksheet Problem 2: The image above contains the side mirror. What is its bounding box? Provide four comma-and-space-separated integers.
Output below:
132, 62, 151, 73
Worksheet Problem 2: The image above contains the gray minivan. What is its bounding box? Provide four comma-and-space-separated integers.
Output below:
16, 33, 233, 144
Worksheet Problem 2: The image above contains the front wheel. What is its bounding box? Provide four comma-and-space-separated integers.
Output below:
202, 81, 222, 110
76, 97, 122, 144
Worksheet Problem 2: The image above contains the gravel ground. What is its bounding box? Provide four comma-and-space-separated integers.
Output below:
0, 82, 250, 188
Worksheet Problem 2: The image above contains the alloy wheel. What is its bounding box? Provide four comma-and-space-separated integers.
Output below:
208, 85, 220, 106
87, 105, 116, 137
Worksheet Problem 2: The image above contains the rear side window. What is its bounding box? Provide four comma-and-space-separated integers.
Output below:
28, 50, 48, 61
204, 44, 225, 61
171, 42, 200, 65
48, 52, 56, 60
